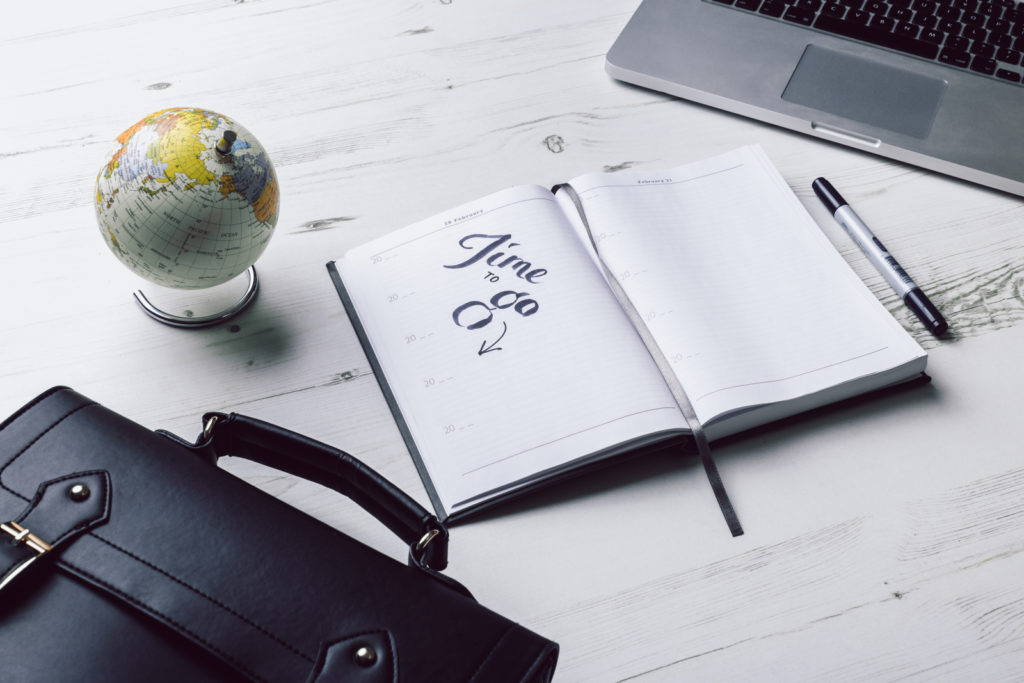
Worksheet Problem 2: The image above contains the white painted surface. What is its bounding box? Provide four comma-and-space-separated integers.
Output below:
3, 2, 1023, 680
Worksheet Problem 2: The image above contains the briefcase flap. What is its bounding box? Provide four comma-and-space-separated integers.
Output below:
0, 387, 556, 682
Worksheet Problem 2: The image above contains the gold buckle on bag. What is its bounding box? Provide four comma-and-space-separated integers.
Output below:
0, 521, 53, 592
202, 415, 219, 440
415, 528, 440, 554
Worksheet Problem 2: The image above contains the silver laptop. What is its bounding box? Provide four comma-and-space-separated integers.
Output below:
607, 0, 1024, 197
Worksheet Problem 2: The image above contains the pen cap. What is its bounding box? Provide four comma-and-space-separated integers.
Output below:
812, 177, 846, 214
904, 288, 949, 336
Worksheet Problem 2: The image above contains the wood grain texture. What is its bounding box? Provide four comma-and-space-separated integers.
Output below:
2, 1, 1024, 680
525, 465, 1024, 682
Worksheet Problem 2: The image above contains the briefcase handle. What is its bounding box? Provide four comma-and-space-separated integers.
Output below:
179, 412, 449, 572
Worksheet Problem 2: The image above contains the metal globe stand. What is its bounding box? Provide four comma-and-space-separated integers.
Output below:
132, 266, 259, 329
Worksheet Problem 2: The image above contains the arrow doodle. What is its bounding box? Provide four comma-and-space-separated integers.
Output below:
478, 321, 508, 355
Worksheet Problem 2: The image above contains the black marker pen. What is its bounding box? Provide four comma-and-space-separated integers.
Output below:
812, 177, 948, 336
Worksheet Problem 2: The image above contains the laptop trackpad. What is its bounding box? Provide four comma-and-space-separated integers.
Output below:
782, 45, 947, 139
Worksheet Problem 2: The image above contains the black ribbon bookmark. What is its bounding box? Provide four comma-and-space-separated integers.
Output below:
692, 418, 744, 537
553, 183, 744, 537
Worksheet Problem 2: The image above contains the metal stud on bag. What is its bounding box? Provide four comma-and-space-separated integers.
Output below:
353, 645, 377, 667
67, 483, 91, 502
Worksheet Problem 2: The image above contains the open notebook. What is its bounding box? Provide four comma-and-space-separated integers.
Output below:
328, 146, 927, 523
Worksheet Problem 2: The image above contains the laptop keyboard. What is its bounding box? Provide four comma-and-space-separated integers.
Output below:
708, 0, 1024, 83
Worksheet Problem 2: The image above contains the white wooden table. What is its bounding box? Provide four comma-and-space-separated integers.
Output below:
3, 1, 1024, 680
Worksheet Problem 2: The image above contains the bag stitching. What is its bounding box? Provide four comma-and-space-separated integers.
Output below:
59, 558, 271, 683
90, 531, 316, 663
49, 470, 112, 547
2, 393, 316, 667
308, 629, 398, 682
0, 399, 96, 501
17, 470, 113, 547
0, 386, 66, 434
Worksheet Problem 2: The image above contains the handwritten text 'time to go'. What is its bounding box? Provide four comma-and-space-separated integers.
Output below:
444, 233, 547, 355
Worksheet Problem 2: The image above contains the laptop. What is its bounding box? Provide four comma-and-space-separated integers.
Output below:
607, 0, 1024, 197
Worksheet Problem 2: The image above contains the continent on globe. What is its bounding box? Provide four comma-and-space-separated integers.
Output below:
95, 107, 279, 290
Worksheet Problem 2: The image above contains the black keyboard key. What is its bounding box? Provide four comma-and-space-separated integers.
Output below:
963, 24, 988, 39
988, 18, 1013, 34
784, 6, 816, 23
997, 46, 1022, 62
759, 0, 788, 15
970, 40, 997, 56
914, 13, 939, 28
939, 47, 972, 65
994, 31, 1016, 46
896, 20, 922, 35
970, 54, 998, 72
759, 0, 787, 15
710, 0, 1024, 82
813, 13, 942, 57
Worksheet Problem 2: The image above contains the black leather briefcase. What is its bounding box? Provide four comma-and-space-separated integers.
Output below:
0, 387, 558, 682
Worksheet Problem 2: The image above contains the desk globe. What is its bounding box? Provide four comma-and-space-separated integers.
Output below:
95, 107, 279, 327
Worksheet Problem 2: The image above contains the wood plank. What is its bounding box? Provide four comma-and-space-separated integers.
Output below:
2, 2, 1024, 681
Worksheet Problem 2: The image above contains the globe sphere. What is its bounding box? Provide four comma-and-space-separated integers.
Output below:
95, 107, 279, 290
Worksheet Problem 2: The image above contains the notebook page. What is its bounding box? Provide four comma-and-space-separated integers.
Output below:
565, 146, 924, 426
338, 185, 685, 511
